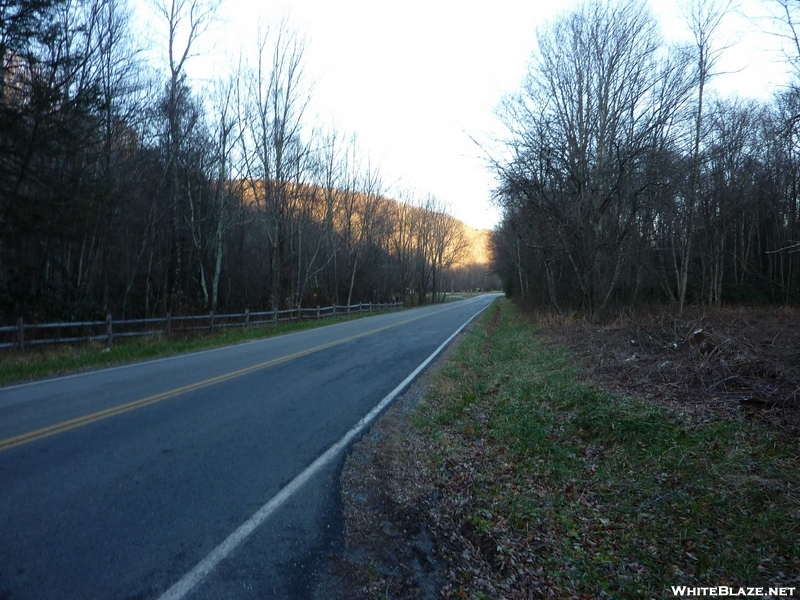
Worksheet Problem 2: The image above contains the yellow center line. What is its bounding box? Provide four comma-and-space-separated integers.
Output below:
0, 303, 466, 453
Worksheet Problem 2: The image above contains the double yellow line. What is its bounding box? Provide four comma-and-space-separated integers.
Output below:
0, 303, 461, 453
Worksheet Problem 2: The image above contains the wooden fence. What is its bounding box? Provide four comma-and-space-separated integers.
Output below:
0, 302, 403, 351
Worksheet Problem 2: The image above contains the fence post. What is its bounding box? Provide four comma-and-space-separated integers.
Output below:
369, 302, 373, 314
273, 309, 278, 325
209, 310, 215, 332
106, 313, 113, 348
17, 317, 24, 352
166, 312, 171, 337
316, 305, 320, 320
245, 308, 250, 329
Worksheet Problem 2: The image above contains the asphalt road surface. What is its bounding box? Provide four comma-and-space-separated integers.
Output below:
0, 295, 499, 600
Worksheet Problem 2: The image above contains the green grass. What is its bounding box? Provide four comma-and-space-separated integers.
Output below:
0, 312, 390, 387
416, 299, 800, 597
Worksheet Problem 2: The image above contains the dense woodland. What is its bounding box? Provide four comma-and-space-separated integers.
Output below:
491, 0, 800, 321
0, 0, 495, 324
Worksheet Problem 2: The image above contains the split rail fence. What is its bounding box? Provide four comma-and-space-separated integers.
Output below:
0, 302, 403, 351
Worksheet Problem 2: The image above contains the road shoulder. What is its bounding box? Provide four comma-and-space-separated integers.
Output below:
313, 318, 475, 600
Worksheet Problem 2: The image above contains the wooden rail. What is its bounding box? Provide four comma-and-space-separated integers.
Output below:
0, 302, 403, 351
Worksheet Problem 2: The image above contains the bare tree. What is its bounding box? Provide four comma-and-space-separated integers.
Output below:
496, 0, 692, 321
240, 21, 311, 310
315, 125, 347, 304
428, 198, 468, 302
390, 190, 419, 302
343, 157, 383, 308
671, 0, 733, 311
185, 71, 247, 312
151, 0, 218, 314
770, 0, 800, 78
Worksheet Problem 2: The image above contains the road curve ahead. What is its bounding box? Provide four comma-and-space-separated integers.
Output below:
0, 294, 499, 600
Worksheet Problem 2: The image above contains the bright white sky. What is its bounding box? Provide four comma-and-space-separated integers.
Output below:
138, 0, 792, 230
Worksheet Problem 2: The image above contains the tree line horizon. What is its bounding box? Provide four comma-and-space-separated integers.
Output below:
0, 0, 498, 325
490, 0, 800, 322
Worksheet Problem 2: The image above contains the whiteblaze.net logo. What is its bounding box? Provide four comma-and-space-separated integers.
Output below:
671, 587, 796, 597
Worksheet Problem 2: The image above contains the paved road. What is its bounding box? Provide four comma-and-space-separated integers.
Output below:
0, 295, 498, 600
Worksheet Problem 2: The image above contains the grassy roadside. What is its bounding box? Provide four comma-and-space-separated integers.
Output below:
0, 312, 392, 387
404, 299, 799, 598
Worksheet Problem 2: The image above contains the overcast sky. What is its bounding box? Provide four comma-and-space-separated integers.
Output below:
139, 0, 792, 230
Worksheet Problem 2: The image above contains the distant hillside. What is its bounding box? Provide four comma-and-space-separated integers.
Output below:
456, 225, 492, 267
238, 179, 493, 268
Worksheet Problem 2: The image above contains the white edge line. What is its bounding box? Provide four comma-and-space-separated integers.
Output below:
156, 297, 495, 600
0, 298, 490, 393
